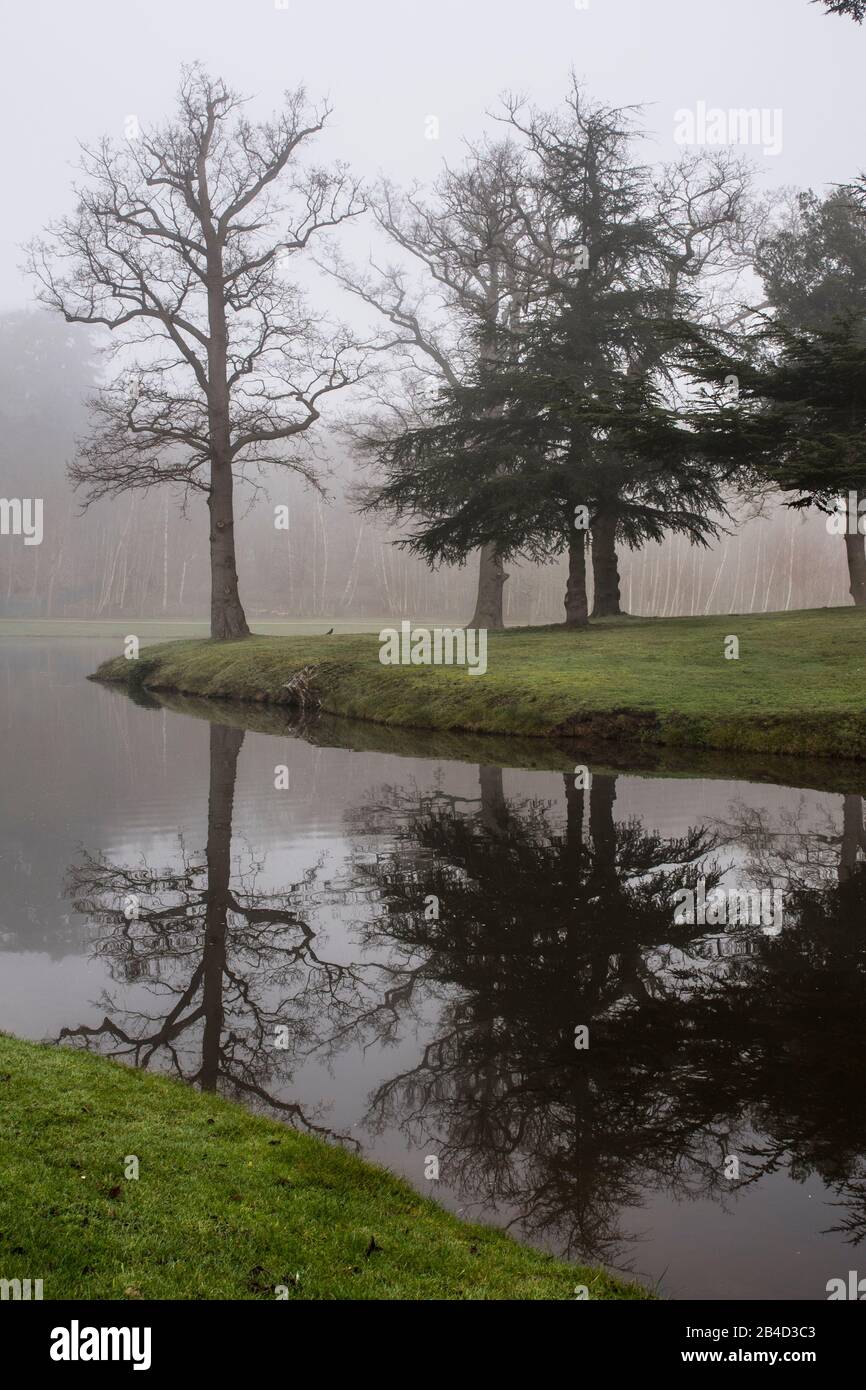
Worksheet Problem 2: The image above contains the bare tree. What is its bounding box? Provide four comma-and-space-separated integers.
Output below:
323, 140, 538, 629
29, 64, 366, 638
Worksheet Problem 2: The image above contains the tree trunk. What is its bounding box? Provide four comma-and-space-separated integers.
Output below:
208, 463, 250, 639
839, 795, 865, 884
589, 773, 617, 877
469, 543, 507, 629
564, 530, 589, 628
200, 722, 245, 1091
563, 771, 586, 859
844, 525, 866, 608
479, 764, 507, 831
205, 198, 250, 641
591, 511, 624, 617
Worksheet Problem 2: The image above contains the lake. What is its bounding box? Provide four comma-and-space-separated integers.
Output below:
2, 637, 865, 1300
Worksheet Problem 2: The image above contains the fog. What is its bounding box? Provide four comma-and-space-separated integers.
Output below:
1, 0, 864, 623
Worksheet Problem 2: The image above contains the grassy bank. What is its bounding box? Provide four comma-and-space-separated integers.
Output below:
0, 1035, 643, 1300
94, 607, 866, 761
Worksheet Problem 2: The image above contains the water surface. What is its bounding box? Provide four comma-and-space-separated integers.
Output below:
3, 637, 865, 1300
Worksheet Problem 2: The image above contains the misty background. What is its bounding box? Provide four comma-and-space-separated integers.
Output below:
1, 0, 864, 622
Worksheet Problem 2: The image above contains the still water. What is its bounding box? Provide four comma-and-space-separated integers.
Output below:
2, 638, 865, 1300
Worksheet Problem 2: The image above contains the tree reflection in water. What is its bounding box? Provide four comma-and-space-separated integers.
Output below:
61, 725, 866, 1271
344, 767, 727, 1263
61, 724, 378, 1143
346, 771, 866, 1266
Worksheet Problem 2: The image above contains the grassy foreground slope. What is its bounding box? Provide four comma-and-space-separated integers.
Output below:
95, 607, 866, 760
0, 1036, 643, 1301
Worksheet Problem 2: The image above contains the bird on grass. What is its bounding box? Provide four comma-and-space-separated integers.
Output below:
324, 627, 334, 635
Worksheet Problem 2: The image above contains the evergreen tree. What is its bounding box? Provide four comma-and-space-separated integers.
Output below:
817, 0, 865, 20
688, 312, 866, 604
691, 188, 866, 603
361, 87, 735, 628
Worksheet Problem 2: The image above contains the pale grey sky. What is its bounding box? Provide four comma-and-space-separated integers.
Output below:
1, 0, 864, 308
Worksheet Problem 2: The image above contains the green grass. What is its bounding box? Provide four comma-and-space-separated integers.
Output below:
0, 1035, 644, 1301
94, 607, 866, 761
